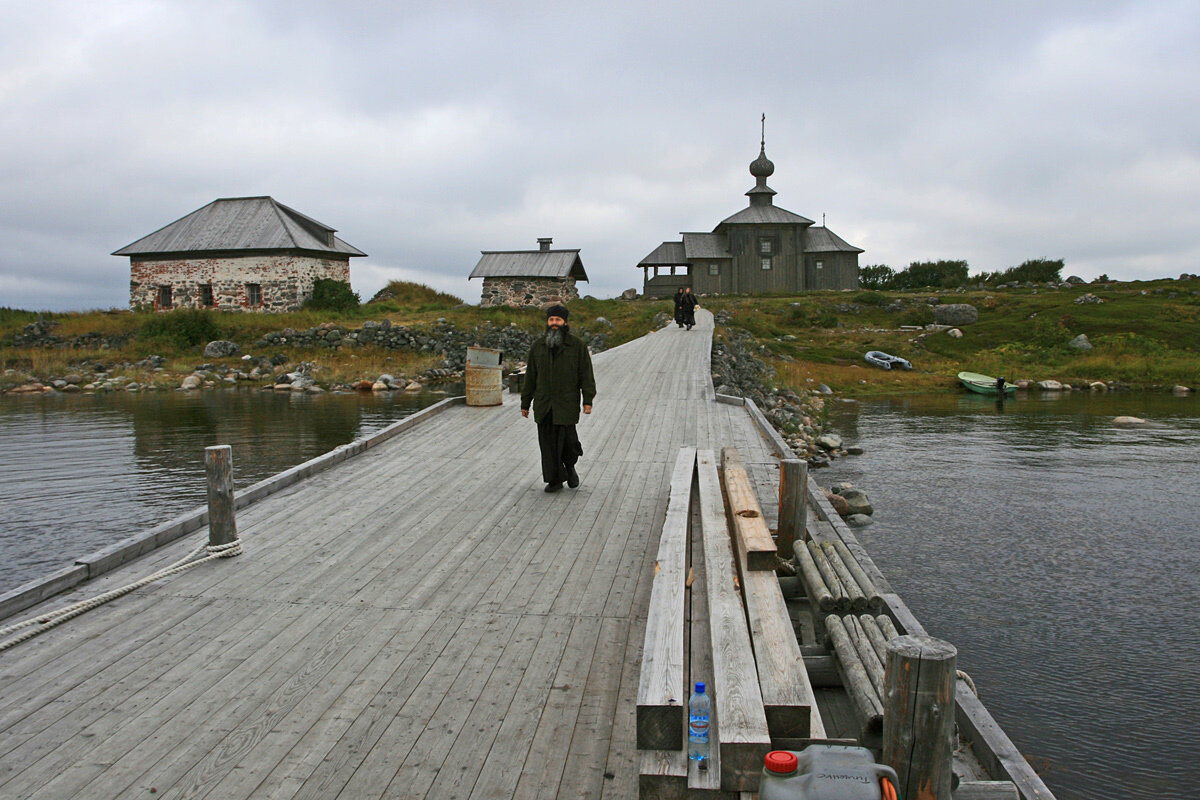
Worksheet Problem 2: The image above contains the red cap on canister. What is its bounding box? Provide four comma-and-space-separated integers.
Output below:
764, 750, 798, 773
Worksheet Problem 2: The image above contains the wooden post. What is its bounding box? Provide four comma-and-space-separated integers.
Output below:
776, 459, 806, 561
883, 635, 958, 800
205, 445, 238, 548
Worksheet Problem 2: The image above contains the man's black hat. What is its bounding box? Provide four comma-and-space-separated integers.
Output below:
546, 304, 569, 320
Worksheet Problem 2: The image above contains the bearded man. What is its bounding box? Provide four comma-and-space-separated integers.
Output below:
520, 305, 596, 493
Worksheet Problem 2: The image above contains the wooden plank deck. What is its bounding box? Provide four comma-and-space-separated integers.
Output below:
0, 309, 781, 800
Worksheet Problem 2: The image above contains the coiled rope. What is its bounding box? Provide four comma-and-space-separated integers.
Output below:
0, 538, 242, 652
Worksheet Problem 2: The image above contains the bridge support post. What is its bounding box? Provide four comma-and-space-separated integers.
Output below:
205, 445, 238, 549
883, 634, 957, 800
777, 459, 807, 561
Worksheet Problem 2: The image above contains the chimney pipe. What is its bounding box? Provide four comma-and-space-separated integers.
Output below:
538, 237, 552, 252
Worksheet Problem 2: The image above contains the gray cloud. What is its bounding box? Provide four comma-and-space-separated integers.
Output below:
3, 1, 1198, 311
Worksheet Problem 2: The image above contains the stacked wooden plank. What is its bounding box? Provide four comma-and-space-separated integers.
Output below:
638, 446, 826, 798
718, 448, 823, 744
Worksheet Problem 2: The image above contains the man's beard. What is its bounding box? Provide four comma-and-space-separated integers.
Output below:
545, 324, 568, 348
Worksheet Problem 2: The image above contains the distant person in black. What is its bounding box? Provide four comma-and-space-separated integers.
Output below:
673, 288, 686, 328
679, 287, 699, 330
520, 305, 596, 493
996, 376, 1006, 393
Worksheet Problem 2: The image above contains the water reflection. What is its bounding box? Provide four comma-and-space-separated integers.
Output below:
821, 391, 1200, 800
0, 387, 458, 592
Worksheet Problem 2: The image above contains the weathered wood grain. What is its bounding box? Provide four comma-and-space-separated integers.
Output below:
719, 447, 777, 572
636, 447, 695, 750
696, 450, 771, 793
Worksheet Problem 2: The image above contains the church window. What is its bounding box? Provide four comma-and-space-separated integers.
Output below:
708, 263, 720, 276
157, 285, 172, 308
759, 237, 773, 255
761, 257, 772, 270
200, 284, 215, 306
816, 261, 824, 270
246, 283, 263, 306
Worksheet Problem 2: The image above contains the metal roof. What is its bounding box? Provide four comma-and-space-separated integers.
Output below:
113, 196, 366, 257
469, 250, 588, 280
682, 232, 732, 260
716, 203, 814, 227
637, 241, 686, 266
805, 226, 864, 253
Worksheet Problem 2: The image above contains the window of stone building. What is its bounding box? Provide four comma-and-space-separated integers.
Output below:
246, 283, 262, 306
200, 284, 215, 307
708, 263, 720, 275
157, 285, 172, 308
760, 257, 772, 270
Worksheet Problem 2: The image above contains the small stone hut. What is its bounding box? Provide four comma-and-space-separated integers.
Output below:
114, 196, 367, 312
468, 238, 588, 308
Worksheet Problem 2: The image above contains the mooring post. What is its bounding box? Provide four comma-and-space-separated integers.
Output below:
777, 458, 807, 561
204, 445, 238, 548
882, 634, 957, 800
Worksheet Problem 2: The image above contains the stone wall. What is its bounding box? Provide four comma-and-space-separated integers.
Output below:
129, 254, 351, 313
478, 276, 578, 308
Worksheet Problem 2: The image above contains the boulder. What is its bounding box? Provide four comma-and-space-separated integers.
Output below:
620, 288, 638, 301
815, 433, 843, 451
594, 317, 613, 328
845, 514, 874, 528
1038, 379, 1064, 391
1068, 334, 1093, 351
404, 381, 423, 392
823, 491, 850, 516
932, 304, 979, 326
1066, 275, 1086, 284
1173, 385, 1192, 394
947, 328, 963, 338
831, 482, 855, 495
1089, 381, 1108, 392
1113, 416, 1150, 426
371, 381, 389, 392
840, 488, 874, 516
203, 340, 241, 358
180, 374, 203, 390
1074, 293, 1104, 304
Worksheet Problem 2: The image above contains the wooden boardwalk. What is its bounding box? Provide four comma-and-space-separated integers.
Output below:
0, 309, 782, 800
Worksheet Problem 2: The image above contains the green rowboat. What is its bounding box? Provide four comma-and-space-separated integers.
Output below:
958, 371, 1016, 395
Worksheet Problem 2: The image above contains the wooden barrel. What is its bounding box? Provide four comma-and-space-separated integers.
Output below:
465, 346, 503, 406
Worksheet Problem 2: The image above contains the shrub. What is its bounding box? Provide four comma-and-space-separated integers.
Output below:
306, 279, 360, 312
893, 260, 970, 290
853, 291, 887, 306
138, 308, 223, 348
858, 264, 896, 290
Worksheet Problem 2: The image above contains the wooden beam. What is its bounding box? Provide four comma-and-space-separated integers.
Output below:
637, 447, 695, 750
883, 635, 958, 800
776, 459, 807, 561
719, 447, 777, 572
696, 450, 771, 793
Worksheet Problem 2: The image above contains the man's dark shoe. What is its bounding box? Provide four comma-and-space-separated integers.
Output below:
545, 482, 563, 493
566, 465, 579, 488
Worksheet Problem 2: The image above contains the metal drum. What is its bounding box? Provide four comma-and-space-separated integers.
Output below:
465, 346, 503, 407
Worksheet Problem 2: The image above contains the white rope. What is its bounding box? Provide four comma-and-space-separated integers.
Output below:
957, 669, 978, 697
0, 538, 242, 652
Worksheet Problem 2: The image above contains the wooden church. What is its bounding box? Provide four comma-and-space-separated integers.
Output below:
638, 136, 862, 298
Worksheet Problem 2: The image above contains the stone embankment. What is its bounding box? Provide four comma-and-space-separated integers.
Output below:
707, 310, 857, 469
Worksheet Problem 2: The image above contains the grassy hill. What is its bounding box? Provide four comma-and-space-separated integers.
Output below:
3, 278, 1198, 395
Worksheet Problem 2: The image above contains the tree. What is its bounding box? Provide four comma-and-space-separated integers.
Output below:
306, 279, 360, 312
892, 260, 969, 290
858, 264, 896, 290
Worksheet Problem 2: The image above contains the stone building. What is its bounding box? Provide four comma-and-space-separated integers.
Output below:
114, 196, 366, 312
468, 238, 589, 308
638, 139, 863, 298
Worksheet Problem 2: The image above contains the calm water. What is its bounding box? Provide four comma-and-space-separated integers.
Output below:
0, 387, 456, 593
822, 391, 1200, 800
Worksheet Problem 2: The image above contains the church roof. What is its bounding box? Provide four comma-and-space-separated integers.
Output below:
682, 232, 731, 260
716, 204, 814, 227
113, 196, 366, 257
469, 249, 588, 280
805, 226, 864, 253
638, 241, 687, 266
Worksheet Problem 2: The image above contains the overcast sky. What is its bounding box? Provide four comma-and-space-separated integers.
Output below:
3, 0, 1198, 311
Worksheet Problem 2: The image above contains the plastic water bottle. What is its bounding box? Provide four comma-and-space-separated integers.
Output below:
688, 681, 710, 768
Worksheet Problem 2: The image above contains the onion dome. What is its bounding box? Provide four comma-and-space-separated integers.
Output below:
749, 145, 775, 179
